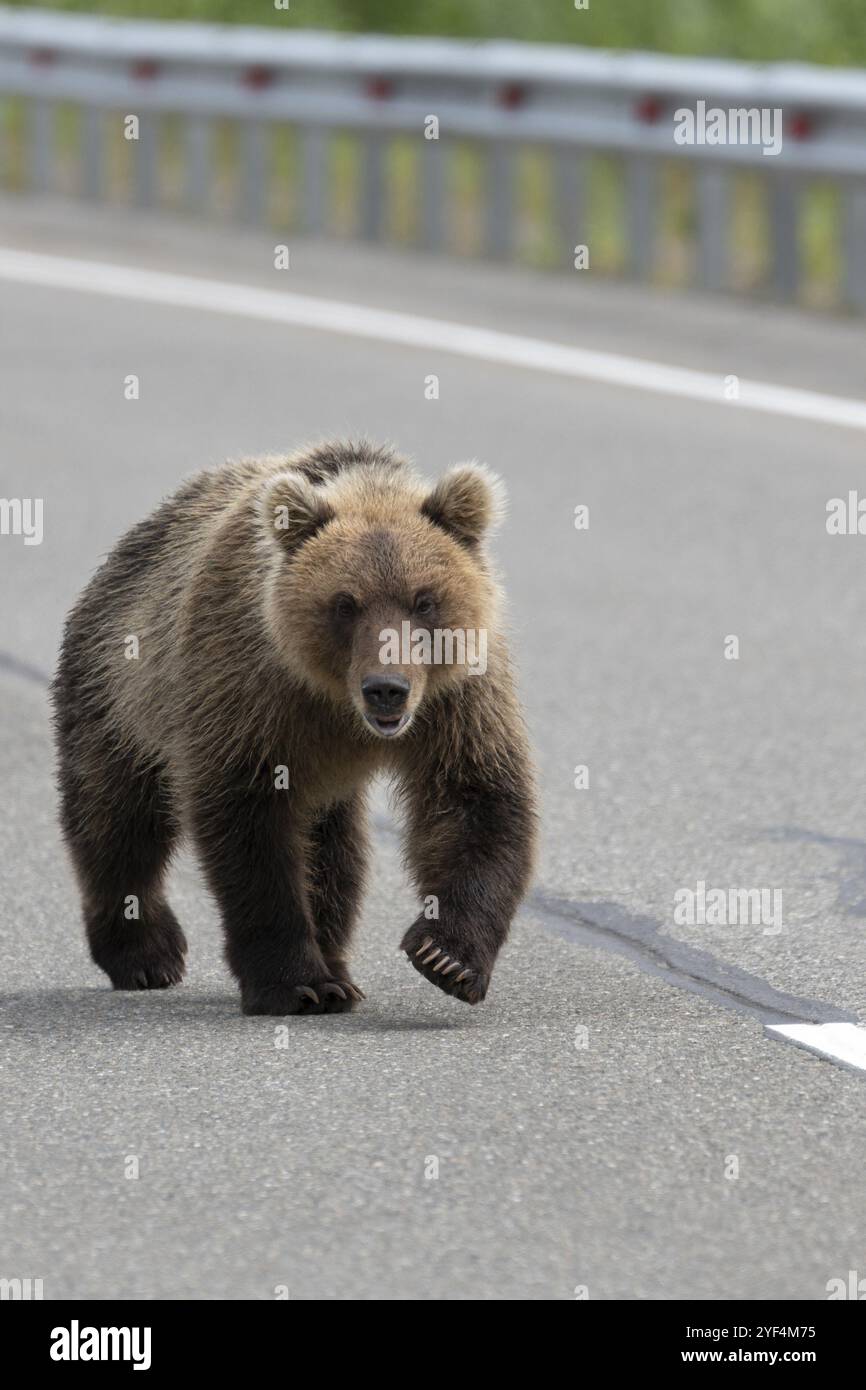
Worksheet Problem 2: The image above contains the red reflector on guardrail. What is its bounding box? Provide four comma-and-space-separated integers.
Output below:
366, 76, 393, 100
498, 82, 526, 109
788, 112, 813, 140
635, 95, 663, 123
131, 58, 159, 80
29, 48, 56, 66
243, 65, 273, 90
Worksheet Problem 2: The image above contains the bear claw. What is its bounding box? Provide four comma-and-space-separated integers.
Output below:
108, 955, 186, 991
242, 977, 362, 1016
401, 929, 490, 1005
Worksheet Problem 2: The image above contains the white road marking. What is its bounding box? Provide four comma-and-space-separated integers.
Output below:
766, 1021, 866, 1073
2, 246, 866, 432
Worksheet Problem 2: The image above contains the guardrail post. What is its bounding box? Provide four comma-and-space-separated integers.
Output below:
767, 175, 800, 299
81, 106, 103, 199
0, 101, 7, 187
554, 146, 585, 270
359, 131, 386, 240
185, 114, 211, 212
134, 113, 159, 207
625, 155, 655, 278
239, 118, 268, 224
299, 125, 327, 235
29, 99, 54, 193
843, 181, 866, 310
695, 165, 730, 291
419, 135, 446, 252
486, 140, 514, 259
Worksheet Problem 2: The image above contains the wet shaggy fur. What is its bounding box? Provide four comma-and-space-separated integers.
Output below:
52, 440, 537, 1015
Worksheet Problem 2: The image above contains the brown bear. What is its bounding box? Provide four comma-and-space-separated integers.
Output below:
52, 440, 537, 1015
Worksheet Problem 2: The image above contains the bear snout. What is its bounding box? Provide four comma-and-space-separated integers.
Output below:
361, 673, 411, 736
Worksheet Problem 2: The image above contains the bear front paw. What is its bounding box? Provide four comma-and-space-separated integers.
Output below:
400, 926, 490, 1005
94, 914, 188, 992
241, 977, 364, 1016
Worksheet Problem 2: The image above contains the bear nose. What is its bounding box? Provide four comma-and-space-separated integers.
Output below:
361, 673, 410, 714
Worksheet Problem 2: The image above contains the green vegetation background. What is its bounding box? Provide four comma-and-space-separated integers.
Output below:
4, 0, 865, 67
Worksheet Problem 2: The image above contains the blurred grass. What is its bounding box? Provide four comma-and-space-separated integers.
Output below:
4, 0, 866, 66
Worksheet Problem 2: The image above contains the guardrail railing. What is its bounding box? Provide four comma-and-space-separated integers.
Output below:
1, 6, 866, 309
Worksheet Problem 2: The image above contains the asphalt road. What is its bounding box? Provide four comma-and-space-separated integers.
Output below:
3, 195, 866, 1301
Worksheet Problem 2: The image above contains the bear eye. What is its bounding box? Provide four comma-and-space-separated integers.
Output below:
333, 593, 359, 621
413, 591, 436, 618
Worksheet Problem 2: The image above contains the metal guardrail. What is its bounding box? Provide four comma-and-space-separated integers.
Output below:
1, 6, 866, 307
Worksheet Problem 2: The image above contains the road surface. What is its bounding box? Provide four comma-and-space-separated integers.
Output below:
2, 195, 866, 1300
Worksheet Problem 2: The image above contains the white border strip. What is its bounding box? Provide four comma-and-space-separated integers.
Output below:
766, 1021, 866, 1073
2, 247, 866, 432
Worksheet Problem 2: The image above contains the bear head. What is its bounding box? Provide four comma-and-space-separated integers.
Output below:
259, 447, 504, 739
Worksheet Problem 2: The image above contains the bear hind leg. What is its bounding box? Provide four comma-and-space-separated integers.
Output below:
60, 738, 187, 991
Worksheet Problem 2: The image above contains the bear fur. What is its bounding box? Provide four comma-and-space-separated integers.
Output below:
52, 440, 537, 1015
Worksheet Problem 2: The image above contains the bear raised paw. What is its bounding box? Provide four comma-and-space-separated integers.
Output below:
52, 440, 537, 1016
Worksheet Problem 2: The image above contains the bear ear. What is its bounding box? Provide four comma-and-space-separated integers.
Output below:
420, 463, 505, 547
261, 472, 334, 551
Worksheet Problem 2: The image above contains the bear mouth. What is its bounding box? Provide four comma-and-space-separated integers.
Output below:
364, 712, 411, 738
